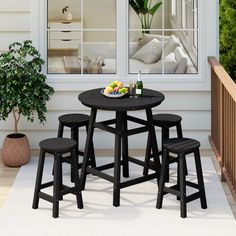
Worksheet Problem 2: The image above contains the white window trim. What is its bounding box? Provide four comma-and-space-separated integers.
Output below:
31, 0, 213, 91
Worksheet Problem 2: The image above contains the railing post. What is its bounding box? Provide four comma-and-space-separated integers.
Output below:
219, 81, 225, 181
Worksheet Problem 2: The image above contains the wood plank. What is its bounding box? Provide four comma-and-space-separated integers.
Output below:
0, 32, 31, 51
0, 130, 211, 149
0, 110, 211, 131
208, 57, 236, 102
46, 91, 211, 111
0, 0, 30, 12
0, 13, 30, 31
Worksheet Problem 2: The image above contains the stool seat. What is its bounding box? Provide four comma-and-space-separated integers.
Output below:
58, 113, 90, 127
39, 138, 77, 154
163, 138, 200, 154
153, 113, 182, 127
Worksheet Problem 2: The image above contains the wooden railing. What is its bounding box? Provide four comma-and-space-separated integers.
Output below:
208, 57, 236, 201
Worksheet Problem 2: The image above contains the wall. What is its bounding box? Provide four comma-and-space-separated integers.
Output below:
0, 0, 31, 54
0, 0, 218, 150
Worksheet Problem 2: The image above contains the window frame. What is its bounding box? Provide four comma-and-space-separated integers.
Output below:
32, 0, 209, 91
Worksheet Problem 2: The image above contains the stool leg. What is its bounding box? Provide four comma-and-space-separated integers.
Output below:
156, 149, 168, 209
86, 125, 96, 168
53, 154, 60, 218
71, 127, 79, 182
122, 111, 129, 178
143, 132, 151, 176
162, 127, 170, 182
58, 155, 63, 200
32, 149, 45, 209
176, 122, 188, 176
57, 122, 64, 138
194, 149, 207, 209
176, 123, 183, 138
53, 123, 64, 176
71, 149, 83, 209
179, 153, 187, 218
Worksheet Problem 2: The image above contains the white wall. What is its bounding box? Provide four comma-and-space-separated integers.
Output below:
0, 0, 31, 54
0, 0, 219, 150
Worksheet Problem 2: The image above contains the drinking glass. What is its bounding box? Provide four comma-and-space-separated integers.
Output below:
129, 81, 136, 98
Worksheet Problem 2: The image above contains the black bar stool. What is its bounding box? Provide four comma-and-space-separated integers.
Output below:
58, 113, 96, 181
143, 113, 187, 181
156, 138, 207, 218
32, 138, 83, 218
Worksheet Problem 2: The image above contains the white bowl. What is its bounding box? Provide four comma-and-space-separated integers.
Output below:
101, 89, 127, 98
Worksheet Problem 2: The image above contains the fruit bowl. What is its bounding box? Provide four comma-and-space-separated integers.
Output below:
101, 81, 128, 98
101, 89, 127, 98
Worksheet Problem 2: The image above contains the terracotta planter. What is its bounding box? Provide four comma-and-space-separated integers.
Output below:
1, 133, 30, 167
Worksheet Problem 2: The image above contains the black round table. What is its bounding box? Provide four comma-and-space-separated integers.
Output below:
78, 88, 165, 207
79, 88, 164, 111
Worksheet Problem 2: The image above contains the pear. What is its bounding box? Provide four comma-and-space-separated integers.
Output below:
104, 86, 113, 94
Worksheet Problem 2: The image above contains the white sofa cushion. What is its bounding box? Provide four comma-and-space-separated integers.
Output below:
132, 38, 162, 64
139, 33, 171, 47
164, 35, 180, 57
174, 47, 188, 73
148, 52, 177, 73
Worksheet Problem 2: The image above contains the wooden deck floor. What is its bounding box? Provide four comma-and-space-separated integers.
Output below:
0, 149, 235, 219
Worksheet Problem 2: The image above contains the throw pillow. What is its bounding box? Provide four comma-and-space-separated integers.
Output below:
139, 33, 171, 47
163, 35, 180, 57
148, 52, 177, 73
174, 47, 188, 73
132, 38, 163, 64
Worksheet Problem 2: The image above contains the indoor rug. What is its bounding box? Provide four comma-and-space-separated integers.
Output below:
0, 156, 235, 236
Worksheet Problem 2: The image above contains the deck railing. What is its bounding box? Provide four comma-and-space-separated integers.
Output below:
208, 56, 236, 201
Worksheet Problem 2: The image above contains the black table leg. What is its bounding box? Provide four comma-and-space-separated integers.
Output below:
143, 132, 152, 176
145, 108, 161, 181
122, 111, 129, 178
113, 111, 122, 207
80, 108, 97, 190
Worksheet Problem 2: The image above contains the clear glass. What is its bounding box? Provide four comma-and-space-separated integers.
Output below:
84, 0, 116, 29
128, 30, 163, 74
163, 31, 198, 74
128, 0, 199, 75
129, 0, 162, 30
47, 0, 117, 74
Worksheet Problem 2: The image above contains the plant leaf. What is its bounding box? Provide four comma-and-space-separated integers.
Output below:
149, 2, 162, 16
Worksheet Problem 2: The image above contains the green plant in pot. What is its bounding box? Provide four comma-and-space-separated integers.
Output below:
0, 40, 54, 167
129, 0, 162, 34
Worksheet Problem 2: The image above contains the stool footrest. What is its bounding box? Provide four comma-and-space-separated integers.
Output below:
186, 192, 201, 203
87, 166, 114, 183
163, 185, 181, 197
186, 181, 200, 189
60, 185, 77, 196
40, 181, 54, 189
38, 192, 54, 203
95, 162, 119, 171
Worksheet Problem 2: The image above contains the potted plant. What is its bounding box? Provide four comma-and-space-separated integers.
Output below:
129, 0, 162, 33
0, 40, 54, 167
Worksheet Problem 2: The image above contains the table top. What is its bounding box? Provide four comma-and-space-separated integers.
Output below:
79, 88, 165, 111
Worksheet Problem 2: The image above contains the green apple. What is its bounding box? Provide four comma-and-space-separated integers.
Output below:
109, 82, 117, 89
118, 87, 127, 94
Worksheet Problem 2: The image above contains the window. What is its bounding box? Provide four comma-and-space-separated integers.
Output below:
44, 0, 199, 77
129, 0, 198, 74
47, 0, 116, 74
181, 0, 187, 29
193, 0, 198, 49
172, 0, 177, 17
